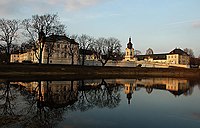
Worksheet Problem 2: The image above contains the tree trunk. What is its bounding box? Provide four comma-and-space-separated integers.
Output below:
39, 48, 42, 64
71, 54, 74, 65
6, 45, 10, 63
47, 55, 50, 64
82, 54, 85, 66
39, 43, 44, 64
101, 59, 108, 66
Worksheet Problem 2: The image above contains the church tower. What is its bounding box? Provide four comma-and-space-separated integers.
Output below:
124, 83, 136, 105
125, 37, 134, 61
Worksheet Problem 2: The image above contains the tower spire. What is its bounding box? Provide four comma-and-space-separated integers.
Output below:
129, 37, 131, 43
127, 37, 133, 49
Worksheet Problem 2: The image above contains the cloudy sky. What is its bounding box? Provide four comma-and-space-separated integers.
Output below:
1, 0, 200, 56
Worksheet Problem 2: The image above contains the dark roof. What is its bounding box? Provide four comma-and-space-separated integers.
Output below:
46, 35, 79, 45
79, 49, 96, 55
168, 90, 186, 96
135, 48, 188, 61
135, 53, 168, 60
11, 50, 20, 54
169, 48, 188, 56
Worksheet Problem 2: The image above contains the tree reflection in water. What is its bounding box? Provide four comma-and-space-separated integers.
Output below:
76, 79, 121, 112
0, 81, 20, 126
0, 79, 122, 128
0, 78, 199, 127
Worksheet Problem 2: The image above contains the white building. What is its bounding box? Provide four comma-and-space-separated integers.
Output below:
123, 37, 190, 68
10, 35, 79, 65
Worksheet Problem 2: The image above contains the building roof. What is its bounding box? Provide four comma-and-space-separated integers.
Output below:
79, 49, 96, 55
135, 48, 189, 61
46, 35, 79, 45
135, 53, 168, 60
169, 48, 188, 56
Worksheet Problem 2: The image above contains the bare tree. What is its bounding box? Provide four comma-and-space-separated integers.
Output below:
22, 14, 66, 64
134, 49, 142, 55
45, 35, 56, 64
0, 19, 20, 63
68, 34, 79, 65
69, 34, 78, 40
184, 48, 195, 58
146, 48, 154, 55
10, 43, 20, 53
66, 39, 79, 65
20, 41, 34, 53
78, 34, 94, 65
94, 37, 122, 66
93, 37, 105, 61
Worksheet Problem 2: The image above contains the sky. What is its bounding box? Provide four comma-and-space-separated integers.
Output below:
0, 0, 200, 56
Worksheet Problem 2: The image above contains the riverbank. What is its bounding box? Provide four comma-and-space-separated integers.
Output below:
0, 63, 200, 80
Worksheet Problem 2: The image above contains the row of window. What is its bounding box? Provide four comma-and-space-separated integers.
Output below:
168, 55, 177, 59
56, 43, 78, 49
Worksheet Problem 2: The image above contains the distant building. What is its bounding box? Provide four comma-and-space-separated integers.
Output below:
79, 49, 102, 66
10, 35, 79, 64
167, 48, 190, 65
135, 48, 190, 67
123, 37, 190, 68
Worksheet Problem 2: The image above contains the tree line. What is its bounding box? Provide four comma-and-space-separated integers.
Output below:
1, 13, 199, 66
0, 13, 123, 66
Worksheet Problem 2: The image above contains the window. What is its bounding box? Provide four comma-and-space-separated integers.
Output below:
127, 52, 129, 55
130, 52, 132, 56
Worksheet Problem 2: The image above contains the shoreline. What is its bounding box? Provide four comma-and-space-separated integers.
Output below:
0, 63, 200, 81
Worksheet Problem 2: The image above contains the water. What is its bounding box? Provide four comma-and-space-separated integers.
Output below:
0, 78, 200, 128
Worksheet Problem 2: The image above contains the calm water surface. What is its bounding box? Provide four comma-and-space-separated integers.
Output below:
0, 78, 200, 128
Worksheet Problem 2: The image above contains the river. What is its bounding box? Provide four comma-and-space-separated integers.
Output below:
0, 77, 200, 128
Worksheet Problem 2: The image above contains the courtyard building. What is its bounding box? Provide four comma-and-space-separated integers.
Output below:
10, 34, 79, 65
123, 37, 190, 68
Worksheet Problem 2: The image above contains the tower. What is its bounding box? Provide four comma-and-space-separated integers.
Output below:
125, 37, 134, 61
124, 83, 136, 105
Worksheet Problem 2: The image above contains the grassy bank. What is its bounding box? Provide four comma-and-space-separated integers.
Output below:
0, 63, 200, 80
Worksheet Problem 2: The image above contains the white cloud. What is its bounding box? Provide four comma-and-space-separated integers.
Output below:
164, 19, 200, 29
192, 21, 200, 28
0, 0, 107, 18
64, 0, 104, 11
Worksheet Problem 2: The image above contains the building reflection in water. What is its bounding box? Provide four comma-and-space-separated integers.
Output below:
119, 78, 192, 105
9, 78, 192, 107
8, 79, 122, 110
0, 78, 197, 127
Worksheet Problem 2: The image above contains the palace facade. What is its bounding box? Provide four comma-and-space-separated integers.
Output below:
10, 34, 79, 64
10, 35, 190, 68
